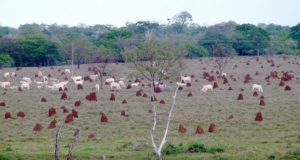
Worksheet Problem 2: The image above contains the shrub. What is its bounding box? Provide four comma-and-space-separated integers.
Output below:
207, 147, 224, 154
186, 143, 206, 153
162, 142, 181, 155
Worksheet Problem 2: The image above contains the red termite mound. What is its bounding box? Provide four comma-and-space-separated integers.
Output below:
110, 93, 115, 101
260, 96, 264, 100
33, 123, 43, 131
18, 87, 22, 91
228, 115, 234, 120
237, 93, 243, 100
187, 83, 192, 87
136, 90, 142, 96
187, 92, 192, 97
154, 87, 161, 93
72, 109, 78, 118
253, 91, 258, 97
0, 102, 5, 107
160, 100, 165, 104
255, 112, 263, 121
48, 74, 51, 78
122, 99, 127, 104
77, 84, 83, 90
213, 82, 218, 88
64, 77, 68, 81
121, 110, 125, 116
178, 86, 183, 90
86, 92, 97, 101
279, 81, 285, 87
59, 87, 63, 92
88, 133, 95, 139
208, 123, 215, 133
100, 113, 108, 122
17, 111, 25, 118
178, 124, 187, 133
195, 125, 204, 134
228, 86, 232, 90
41, 97, 47, 102
65, 114, 74, 123
64, 87, 68, 91
49, 108, 56, 117
61, 92, 67, 100
75, 101, 81, 107
223, 77, 228, 84
285, 85, 291, 91
126, 84, 131, 89
259, 99, 265, 106
142, 93, 148, 98
5, 112, 11, 119
61, 106, 69, 113
48, 119, 57, 128
148, 109, 153, 113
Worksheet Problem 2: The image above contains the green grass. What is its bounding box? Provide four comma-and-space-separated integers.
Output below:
0, 56, 300, 159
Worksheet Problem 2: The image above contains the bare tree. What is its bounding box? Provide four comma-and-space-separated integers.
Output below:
122, 39, 186, 159
67, 129, 80, 160
54, 124, 63, 160
210, 44, 231, 78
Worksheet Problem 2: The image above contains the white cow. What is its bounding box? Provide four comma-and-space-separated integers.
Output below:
176, 82, 186, 86
89, 75, 99, 81
71, 76, 82, 83
181, 76, 191, 83
11, 72, 16, 77
105, 78, 115, 83
252, 84, 263, 93
38, 71, 43, 78
4, 72, 10, 78
201, 84, 213, 92
94, 84, 100, 91
118, 80, 125, 88
110, 82, 121, 90
74, 80, 84, 85
21, 77, 32, 84
20, 82, 30, 90
0, 81, 11, 88
131, 82, 139, 87
222, 73, 227, 77
159, 84, 167, 90
65, 69, 71, 74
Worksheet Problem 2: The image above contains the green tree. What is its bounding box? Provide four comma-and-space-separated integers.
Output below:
267, 30, 298, 55
234, 24, 270, 56
172, 11, 193, 33
290, 23, 300, 49
0, 26, 10, 38
0, 54, 14, 67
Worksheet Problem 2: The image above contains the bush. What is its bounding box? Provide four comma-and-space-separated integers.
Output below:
162, 142, 182, 155
5, 148, 12, 152
186, 143, 206, 153
0, 154, 12, 160
207, 147, 224, 154
0, 54, 14, 67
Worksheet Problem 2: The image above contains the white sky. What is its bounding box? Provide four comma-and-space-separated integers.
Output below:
0, 0, 299, 28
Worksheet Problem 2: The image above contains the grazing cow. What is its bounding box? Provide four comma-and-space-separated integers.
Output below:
94, 84, 100, 91
65, 69, 71, 74
89, 75, 98, 81
181, 76, 191, 83
201, 84, 213, 92
176, 82, 186, 86
0, 81, 11, 88
11, 72, 16, 77
71, 76, 82, 82
46, 81, 68, 91
38, 71, 43, 78
118, 81, 125, 88
110, 82, 121, 90
158, 84, 167, 90
222, 73, 227, 77
131, 82, 139, 87
9, 85, 18, 89
105, 78, 115, 83
252, 84, 263, 93
21, 77, 32, 84
74, 80, 84, 85
20, 82, 30, 90
4, 72, 10, 78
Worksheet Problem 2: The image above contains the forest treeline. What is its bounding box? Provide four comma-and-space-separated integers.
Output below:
0, 11, 300, 67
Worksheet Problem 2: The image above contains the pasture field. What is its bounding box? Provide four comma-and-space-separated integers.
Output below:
0, 56, 300, 160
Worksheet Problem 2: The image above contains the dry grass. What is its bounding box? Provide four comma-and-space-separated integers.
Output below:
0, 55, 300, 160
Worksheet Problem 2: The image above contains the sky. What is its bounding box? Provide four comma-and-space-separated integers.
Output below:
0, 0, 299, 28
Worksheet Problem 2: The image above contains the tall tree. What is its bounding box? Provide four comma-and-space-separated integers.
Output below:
234, 24, 270, 56
172, 11, 193, 33
290, 23, 300, 49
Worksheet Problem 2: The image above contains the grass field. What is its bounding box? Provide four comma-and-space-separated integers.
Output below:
0, 56, 300, 160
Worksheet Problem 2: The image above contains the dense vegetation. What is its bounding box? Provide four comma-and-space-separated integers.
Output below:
0, 11, 299, 67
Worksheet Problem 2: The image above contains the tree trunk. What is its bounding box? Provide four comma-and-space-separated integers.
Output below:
77, 60, 80, 69
54, 125, 63, 160
100, 75, 103, 89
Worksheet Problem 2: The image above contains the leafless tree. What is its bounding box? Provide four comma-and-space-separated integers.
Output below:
67, 129, 80, 160
54, 124, 63, 160
210, 44, 231, 78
